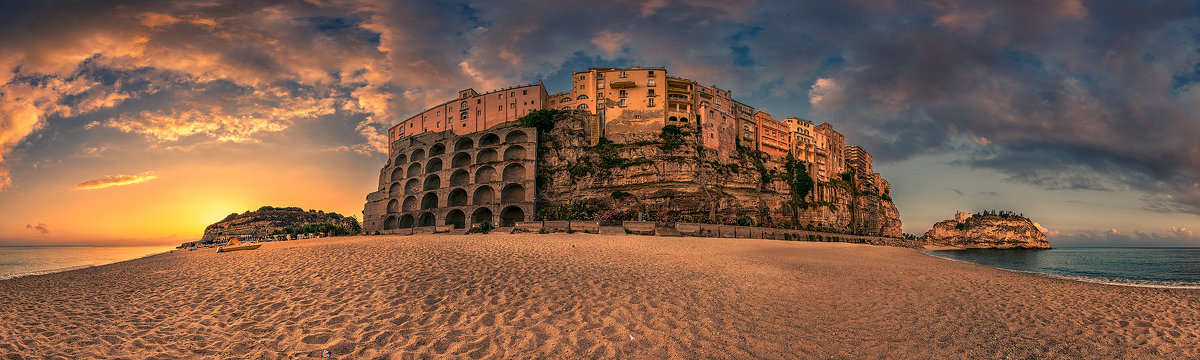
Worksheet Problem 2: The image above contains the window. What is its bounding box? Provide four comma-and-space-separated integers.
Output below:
597, 81, 604, 89
648, 98, 655, 107
461, 111, 468, 120
647, 89, 655, 96
510, 91, 515, 97
619, 99, 626, 107
648, 71, 654, 77
436, 111, 440, 117
577, 95, 588, 100
619, 71, 627, 78
647, 79, 655, 87
579, 84, 585, 90
476, 109, 480, 116
549, 100, 555, 105
579, 75, 585, 80
618, 90, 627, 98
498, 105, 502, 111
460, 101, 468, 110
522, 89, 527, 95
577, 104, 588, 110
477, 99, 481, 104
597, 73, 604, 80
511, 103, 515, 109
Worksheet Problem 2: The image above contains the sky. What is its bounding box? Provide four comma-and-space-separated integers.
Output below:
0, 0, 1197, 246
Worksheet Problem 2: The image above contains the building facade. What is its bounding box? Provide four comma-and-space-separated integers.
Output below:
367, 66, 891, 232
364, 127, 538, 232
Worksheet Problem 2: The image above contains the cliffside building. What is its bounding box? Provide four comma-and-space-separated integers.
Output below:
364, 66, 895, 233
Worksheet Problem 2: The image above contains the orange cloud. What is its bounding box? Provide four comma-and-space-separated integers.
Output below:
75, 173, 158, 190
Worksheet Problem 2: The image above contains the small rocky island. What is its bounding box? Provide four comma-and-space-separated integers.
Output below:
181, 206, 360, 247
921, 211, 1051, 249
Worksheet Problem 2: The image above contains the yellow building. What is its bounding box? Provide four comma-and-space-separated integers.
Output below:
784, 117, 817, 173
551, 67, 669, 143
755, 111, 791, 166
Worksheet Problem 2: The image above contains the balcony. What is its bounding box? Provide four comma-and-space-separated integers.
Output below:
667, 94, 690, 102
609, 80, 636, 89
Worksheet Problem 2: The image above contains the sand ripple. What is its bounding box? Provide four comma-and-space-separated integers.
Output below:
1, 234, 1197, 359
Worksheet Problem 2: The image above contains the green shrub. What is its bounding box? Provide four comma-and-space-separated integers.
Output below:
468, 221, 494, 234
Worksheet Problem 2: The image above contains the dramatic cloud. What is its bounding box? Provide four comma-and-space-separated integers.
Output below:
0, 0, 1197, 224
75, 173, 158, 190
25, 223, 49, 235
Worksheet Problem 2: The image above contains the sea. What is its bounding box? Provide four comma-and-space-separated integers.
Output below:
0, 245, 178, 281
926, 248, 1200, 289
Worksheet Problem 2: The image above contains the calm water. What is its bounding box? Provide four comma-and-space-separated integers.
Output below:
926, 248, 1200, 289
0, 245, 177, 280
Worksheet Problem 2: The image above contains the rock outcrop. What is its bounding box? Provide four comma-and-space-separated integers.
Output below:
192, 206, 360, 245
534, 111, 902, 237
921, 212, 1051, 249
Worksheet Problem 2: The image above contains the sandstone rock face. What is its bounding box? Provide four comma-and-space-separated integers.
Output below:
921, 213, 1051, 249
535, 112, 903, 237
199, 206, 359, 244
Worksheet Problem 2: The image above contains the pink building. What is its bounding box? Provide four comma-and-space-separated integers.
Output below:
388, 84, 547, 153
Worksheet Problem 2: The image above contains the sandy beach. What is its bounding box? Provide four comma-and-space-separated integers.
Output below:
1, 234, 1197, 359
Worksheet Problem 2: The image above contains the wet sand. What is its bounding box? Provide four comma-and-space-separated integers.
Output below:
1, 234, 1197, 359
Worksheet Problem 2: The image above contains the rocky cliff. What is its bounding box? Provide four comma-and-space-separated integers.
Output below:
921, 212, 1051, 249
193, 206, 360, 245
531, 111, 902, 237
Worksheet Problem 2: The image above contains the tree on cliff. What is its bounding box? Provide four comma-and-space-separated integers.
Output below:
784, 153, 815, 225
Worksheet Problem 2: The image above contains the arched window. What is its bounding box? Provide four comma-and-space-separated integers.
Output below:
460, 101, 468, 110
460, 111, 468, 120
576, 95, 588, 100
577, 104, 588, 110
561, 106, 570, 110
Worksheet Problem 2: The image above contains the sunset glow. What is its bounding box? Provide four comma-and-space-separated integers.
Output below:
0, 0, 1197, 246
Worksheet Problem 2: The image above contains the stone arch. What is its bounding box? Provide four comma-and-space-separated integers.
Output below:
403, 196, 418, 212
388, 182, 402, 196
425, 158, 443, 173
429, 143, 446, 157
390, 168, 404, 182
577, 104, 588, 110
450, 169, 470, 186
471, 207, 493, 225
452, 152, 471, 168
500, 206, 525, 227
501, 183, 526, 203
503, 145, 527, 161
480, 133, 500, 147
394, 153, 407, 167
405, 179, 420, 194
418, 212, 436, 227
384, 216, 399, 230
474, 166, 497, 183
502, 163, 526, 182
386, 199, 400, 213
680, 117, 688, 123
576, 94, 588, 100
445, 209, 466, 229
411, 148, 426, 162
399, 214, 414, 228
472, 186, 495, 205
423, 174, 441, 191
505, 130, 528, 144
407, 162, 422, 178
455, 138, 474, 151
421, 192, 438, 210
669, 116, 678, 122
448, 188, 468, 207
476, 148, 498, 164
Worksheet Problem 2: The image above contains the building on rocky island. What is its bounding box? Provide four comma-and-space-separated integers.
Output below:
845, 145, 873, 176
387, 84, 547, 153
363, 127, 538, 232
